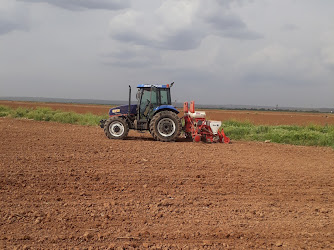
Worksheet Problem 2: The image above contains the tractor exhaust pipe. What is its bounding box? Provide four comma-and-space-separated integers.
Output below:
128, 85, 131, 116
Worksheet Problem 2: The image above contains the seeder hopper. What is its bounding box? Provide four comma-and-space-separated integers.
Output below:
183, 101, 230, 143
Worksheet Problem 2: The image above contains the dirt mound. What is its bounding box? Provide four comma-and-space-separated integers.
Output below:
0, 118, 333, 248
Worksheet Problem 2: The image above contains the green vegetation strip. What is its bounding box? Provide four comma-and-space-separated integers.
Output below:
1, 105, 333, 148
222, 120, 334, 148
0, 105, 108, 126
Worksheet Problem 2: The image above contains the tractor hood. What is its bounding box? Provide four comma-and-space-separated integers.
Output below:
109, 104, 137, 116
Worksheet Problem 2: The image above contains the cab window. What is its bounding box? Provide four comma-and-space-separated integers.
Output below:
160, 89, 170, 105
140, 89, 157, 115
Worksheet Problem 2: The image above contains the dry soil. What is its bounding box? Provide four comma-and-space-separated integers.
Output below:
1, 117, 333, 249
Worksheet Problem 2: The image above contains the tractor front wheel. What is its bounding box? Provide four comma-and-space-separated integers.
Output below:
104, 117, 129, 140
150, 111, 181, 142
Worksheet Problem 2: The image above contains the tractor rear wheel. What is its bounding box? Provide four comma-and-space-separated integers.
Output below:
150, 111, 181, 142
104, 117, 129, 140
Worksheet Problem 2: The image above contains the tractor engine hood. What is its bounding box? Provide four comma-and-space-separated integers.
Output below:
109, 104, 137, 116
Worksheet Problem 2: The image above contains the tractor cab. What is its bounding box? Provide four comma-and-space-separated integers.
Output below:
136, 84, 175, 120
100, 82, 182, 142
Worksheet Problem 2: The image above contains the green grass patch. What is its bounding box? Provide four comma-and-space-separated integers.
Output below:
222, 119, 334, 148
0, 105, 108, 126
0, 105, 11, 117
1, 105, 333, 148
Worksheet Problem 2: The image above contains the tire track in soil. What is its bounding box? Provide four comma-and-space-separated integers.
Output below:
0, 118, 333, 248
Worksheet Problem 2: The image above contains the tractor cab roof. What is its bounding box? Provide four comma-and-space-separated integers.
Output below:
137, 84, 171, 89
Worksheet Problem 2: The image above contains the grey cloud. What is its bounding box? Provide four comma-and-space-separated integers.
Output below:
241, 72, 313, 87
111, 32, 148, 48
206, 14, 246, 30
101, 47, 162, 68
201, 2, 262, 40
111, 29, 203, 51
205, 12, 263, 40
102, 59, 151, 68
109, 1, 261, 51
168, 68, 215, 85
0, 7, 29, 35
18, 0, 130, 11
321, 60, 334, 71
281, 24, 299, 31
221, 29, 263, 40
157, 29, 203, 50
0, 19, 21, 35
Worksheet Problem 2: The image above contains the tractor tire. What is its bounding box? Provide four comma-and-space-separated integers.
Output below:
150, 111, 182, 142
149, 127, 158, 141
104, 116, 129, 140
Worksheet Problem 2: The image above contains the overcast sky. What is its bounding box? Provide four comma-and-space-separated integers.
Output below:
0, 0, 333, 108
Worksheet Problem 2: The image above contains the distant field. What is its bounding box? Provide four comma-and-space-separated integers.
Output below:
1, 100, 333, 126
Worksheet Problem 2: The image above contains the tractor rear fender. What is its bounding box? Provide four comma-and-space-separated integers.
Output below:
153, 105, 179, 115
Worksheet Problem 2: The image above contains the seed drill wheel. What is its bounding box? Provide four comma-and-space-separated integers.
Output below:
150, 111, 182, 142
104, 117, 129, 139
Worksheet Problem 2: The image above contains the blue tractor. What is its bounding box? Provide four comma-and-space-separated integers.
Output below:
100, 82, 182, 142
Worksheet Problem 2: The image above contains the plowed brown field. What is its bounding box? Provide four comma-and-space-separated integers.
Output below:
1, 100, 334, 126
1, 117, 333, 249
